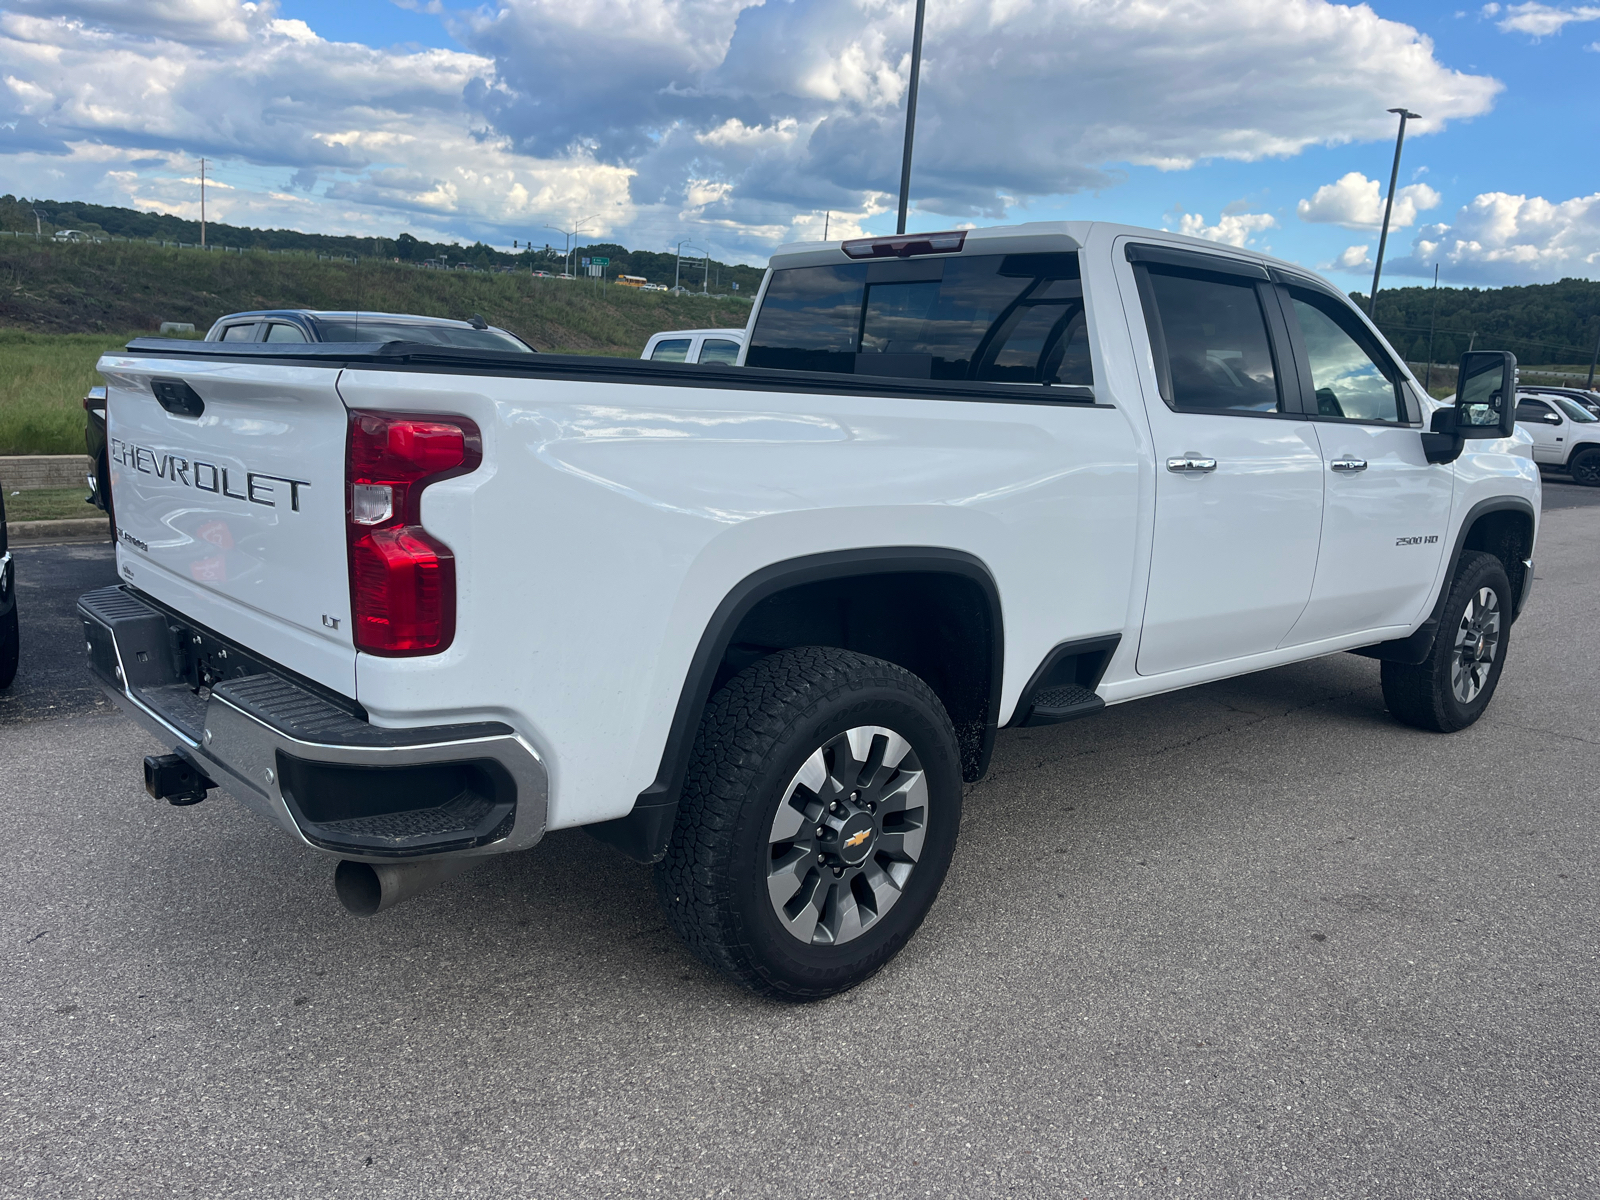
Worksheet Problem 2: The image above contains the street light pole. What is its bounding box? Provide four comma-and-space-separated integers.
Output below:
546, 217, 596, 277
673, 238, 701, 292
1425, 262, 1439, 391
896, 0, 928, 236
1586, 320, 1600, 389
1367, 107, 1419, 318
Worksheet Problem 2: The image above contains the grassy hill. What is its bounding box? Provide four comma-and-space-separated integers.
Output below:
0, 237, 754, 455
0, 236, 751, 347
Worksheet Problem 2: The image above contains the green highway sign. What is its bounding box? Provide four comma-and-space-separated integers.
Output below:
591, 257, 610, 266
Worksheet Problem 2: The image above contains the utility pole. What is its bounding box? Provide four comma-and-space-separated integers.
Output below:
896, 0, 927, 235
200, 157, 207, 248
1367, 107, 1419, 318
1425, 262, 1439, 390
824, 211, 830, 240
1586, 320, 1600, 389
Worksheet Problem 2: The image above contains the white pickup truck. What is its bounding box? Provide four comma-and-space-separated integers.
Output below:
83, 222, 1538, 1000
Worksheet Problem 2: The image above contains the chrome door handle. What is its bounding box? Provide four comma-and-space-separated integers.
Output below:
1330, 458, 1368, 472
1166, 456, 1217, 474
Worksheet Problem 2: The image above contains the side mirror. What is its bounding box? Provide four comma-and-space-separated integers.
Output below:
1456, 350, 1518, 439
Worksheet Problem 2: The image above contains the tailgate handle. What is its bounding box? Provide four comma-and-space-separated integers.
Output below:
152, 379, 205, 419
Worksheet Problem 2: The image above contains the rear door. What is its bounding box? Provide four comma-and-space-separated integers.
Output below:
1275, 284, 1452, 643
99, 351, 356, 693
1122, 244, 1325, 676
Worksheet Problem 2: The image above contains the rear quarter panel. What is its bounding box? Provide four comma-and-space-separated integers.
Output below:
336, 369, 1143, 829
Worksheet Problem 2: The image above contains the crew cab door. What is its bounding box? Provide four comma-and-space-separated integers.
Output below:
1274, 285, 1452, 643
1122, 244, 1324, 675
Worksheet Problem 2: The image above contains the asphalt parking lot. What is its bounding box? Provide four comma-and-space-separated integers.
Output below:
2, 481, 1597, 1198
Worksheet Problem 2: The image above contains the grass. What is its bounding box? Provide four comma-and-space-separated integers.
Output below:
3, 485, 100, 522
0, 237, 750, 347
0, 330, 132, 454
1, 238, 752, 453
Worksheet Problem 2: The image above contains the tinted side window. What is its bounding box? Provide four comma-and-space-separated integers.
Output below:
264, 323, 307, 343
1515, 398, 1553, 422
698, 339, 741, 364
1144, 269, 1280, 413
746, 253, 1090, 385
219, 323, 259, 342
1288, 292, 1403, 423
650, 338, 693, 362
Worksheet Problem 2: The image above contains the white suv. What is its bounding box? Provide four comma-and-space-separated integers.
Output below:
1515, 391, 1600, 485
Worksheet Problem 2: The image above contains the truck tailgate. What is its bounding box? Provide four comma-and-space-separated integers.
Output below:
98, 352, 357, 695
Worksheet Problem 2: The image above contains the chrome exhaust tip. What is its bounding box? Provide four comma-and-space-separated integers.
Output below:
334, 857, 476, 917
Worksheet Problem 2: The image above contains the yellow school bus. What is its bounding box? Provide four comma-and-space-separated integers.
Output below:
616, 275, 648, 288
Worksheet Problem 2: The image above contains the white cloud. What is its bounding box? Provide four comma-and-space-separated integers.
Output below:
1172, 210, 1277, 248
1494, 3, 1600, 35
1297, 173, 1442, 230
460, 0, 1499, 237
1329, 244, 1372, 270
1388, 191, 1600, 283
0, 0, 1502, 261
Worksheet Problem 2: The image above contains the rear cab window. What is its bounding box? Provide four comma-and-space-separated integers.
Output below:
218, 323, 260, 342
264, 322, 308, 343
698, 338, 741, 365
746, 252, 1091, 386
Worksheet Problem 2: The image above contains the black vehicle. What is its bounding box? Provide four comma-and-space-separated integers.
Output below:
202, 309, 536, 351
0, 486, 17, 689
1517, 384, 1600, 418
85, 310, 535, 523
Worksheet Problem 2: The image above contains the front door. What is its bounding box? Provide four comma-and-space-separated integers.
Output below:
1125, 249, 1325, 676
1515, 397, 1565, 464
1277, 287, 1454, 643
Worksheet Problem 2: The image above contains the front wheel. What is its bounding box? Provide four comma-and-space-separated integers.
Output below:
655, 646, 964, 1001
1381, 551, 1511, 733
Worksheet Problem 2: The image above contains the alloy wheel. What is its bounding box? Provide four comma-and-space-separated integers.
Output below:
1452, 586, 1501, 704
765, 726, 929, 947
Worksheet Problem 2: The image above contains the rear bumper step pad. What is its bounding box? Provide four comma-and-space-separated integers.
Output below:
78, 584, 546, 860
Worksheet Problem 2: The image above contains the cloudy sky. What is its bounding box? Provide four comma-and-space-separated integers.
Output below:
2, 0, 1597, 284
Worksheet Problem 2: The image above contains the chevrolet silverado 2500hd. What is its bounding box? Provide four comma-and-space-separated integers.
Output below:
81, 222, 1537, 1000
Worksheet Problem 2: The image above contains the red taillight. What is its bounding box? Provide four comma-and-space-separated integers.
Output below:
840, 230, 967, 259
346, 410, 481, 655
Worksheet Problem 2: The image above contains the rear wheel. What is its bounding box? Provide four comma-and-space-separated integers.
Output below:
1569, 447, 1600, 487
656, 646, 963, 1001
1381, 551, 1511, 733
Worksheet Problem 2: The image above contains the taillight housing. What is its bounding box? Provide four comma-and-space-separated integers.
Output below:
841, 230, 967, 259
346, 410, 481, 656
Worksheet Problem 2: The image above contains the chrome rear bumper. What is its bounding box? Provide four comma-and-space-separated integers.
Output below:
78, 585, 547, 862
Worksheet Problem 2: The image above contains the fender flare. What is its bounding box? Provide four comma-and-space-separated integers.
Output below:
1353, 495, 1536, 665
587, 547, 1004, 863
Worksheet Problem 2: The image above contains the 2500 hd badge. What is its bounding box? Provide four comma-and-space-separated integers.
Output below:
109, 437, 310, 512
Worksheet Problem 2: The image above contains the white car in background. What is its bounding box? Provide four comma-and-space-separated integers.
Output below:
1515, 391, 1600, 485
640, 328, 745, 365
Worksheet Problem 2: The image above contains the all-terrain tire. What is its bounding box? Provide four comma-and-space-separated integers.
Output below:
655, 646, 963, 1001
1381, 551, 1512, 733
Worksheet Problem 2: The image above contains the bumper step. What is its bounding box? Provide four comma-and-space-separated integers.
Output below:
78, 584, 546, 859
